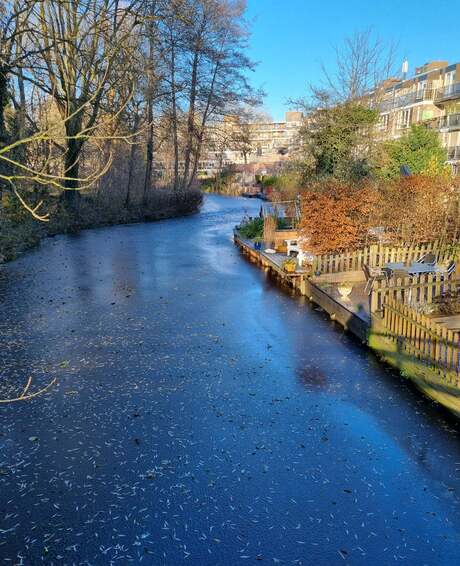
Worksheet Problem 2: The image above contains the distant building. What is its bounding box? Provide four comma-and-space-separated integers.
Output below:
373, 60, 460, 174
197, 111, 304, 178
228, 111, 303, 164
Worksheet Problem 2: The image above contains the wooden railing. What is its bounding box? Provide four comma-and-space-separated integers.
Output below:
370, 274, 459, 313
313, 242, 455, 274
382, 297, 460, 382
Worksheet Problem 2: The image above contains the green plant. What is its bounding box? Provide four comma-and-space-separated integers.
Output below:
261, 175, 278, 187
376, 124, 450, 180
238, 217, 264, 239
298, 101, 378, 181
277, 217, 294, 230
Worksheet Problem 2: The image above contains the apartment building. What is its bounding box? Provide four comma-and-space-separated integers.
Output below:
375, 60, 460, 173
197, 111, 304, 177
227, 111, 303, 165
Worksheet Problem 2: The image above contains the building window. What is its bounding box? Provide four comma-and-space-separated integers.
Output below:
379, 114, 390, 130
445, 71, 455, 87
398, 109, 412, 128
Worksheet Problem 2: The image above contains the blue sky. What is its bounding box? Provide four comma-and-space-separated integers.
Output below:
246, 0, 460, 120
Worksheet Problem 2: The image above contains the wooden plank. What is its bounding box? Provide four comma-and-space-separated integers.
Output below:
409, 307, 417, 354
447, 328, 455, 373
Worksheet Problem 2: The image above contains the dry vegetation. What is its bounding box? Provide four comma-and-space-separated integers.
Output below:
299, 176, 460, 255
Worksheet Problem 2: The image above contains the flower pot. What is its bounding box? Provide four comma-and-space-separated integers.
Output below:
284, 263, 297, 273
337, 285, 353, 301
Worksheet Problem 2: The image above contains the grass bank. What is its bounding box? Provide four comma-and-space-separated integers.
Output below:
0, 189, 203, 263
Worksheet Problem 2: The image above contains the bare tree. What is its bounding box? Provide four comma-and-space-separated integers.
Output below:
288, 30, 397, 181
25, 0, 141, 208
0, 1, 40, 143
321, 29, 397, 103
0, 96, 129, 219
142, 0, 161, 199
182, 0, 261, 190
0, 0, 259, 220
157, 0, 260, 192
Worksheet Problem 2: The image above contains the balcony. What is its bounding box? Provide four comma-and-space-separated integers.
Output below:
447, 146, 460, 161
395, 89, 435, 108
378, 99, 394, 113
378, 89, 435, 111
435, 82, 460, 102
438, 113, 460, 131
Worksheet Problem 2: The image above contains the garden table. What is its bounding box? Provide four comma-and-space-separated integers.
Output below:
384, 262, 440, 276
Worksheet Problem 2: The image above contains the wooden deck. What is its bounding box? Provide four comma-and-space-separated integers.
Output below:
260, 250, 309, 276
234, 233, 309, 278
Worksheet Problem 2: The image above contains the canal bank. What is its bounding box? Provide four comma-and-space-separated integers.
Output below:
234, 231, 460, 419
1, 195, 460, 565
0, 189, 202, 263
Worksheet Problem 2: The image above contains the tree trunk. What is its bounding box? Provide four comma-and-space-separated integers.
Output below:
169, 35, 179, 191
143, 5, 156, 202
62, 135, 82, 209
0, 67, 9, 200
17, 70, 26, 140
126, 111, 140, 208
143, 116, 154, 202
187, 134, 203, 191
182, 50, 199, 190
0, 66, 8, 146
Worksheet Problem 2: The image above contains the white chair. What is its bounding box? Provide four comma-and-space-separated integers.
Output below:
285, 239, 299, 257
285, 239, 314, 267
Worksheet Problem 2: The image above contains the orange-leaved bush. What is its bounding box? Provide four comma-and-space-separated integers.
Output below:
299, 180, 378, 255
374, 175, 459, 244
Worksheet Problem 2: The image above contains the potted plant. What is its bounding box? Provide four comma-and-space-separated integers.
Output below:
282, 257, 297, 273
254, 237, 263, 250
337, 282, 354, 301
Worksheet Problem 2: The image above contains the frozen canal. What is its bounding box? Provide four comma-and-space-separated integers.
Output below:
1, 195, 460, 565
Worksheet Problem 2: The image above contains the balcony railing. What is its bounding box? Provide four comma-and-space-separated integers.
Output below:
438, 113, 460, 130
379, 100, 394, 113
379, 89, 435, 111
435, 82, 460, 102
447, 146, 460, 160
395, 89, 435, 108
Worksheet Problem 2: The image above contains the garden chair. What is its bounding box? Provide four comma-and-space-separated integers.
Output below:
416, 252, 436, 265
436, 260, 456, 279
285, 239, 299, 257
445, 260, 456, 279
362, 264, 388, 295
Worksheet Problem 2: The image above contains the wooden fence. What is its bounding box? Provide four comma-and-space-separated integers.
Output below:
313, 241, 455, 274
382, 297, 460, 381
370, 274, 459, 313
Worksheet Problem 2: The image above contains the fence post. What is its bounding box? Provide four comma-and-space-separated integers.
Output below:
369, 244, 378, 267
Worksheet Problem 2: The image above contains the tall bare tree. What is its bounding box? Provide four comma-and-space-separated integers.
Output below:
26, 0, 141, 207
157, 0, 260, 191
1, 0, 259, 219
320, 29, 397, 103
